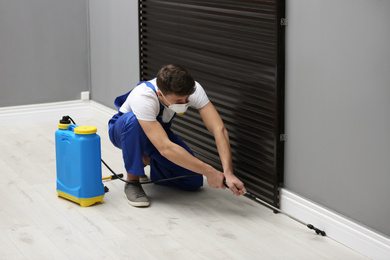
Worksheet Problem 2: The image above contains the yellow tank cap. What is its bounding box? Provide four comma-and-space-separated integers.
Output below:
58, 123, 70, 130
74, 126, 97, 135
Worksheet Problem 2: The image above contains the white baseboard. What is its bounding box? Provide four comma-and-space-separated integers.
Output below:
281, 189, 390, 260
0, 100, 92, 126
0, 100, 117, 127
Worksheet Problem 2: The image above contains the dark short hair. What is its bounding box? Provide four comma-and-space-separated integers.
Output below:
156, 64, 195, 96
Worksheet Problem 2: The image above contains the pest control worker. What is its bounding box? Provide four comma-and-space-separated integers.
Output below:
108, 64, 246, 207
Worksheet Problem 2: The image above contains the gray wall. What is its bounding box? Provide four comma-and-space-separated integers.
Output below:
0, 0, 89, 107
88, 0, 139, 109
285, 0, 390, 237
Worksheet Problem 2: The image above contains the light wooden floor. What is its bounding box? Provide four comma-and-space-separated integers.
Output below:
0, 114, 368, 259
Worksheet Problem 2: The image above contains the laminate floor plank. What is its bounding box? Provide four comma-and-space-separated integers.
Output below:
0, 229, 25, 260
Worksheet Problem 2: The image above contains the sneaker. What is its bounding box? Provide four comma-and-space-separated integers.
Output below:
124, 181, 150, 207
139, 175, 150, 183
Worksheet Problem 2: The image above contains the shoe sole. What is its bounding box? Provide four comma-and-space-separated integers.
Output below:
123, 192, 150, 207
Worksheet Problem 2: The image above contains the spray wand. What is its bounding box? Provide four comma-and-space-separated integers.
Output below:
223, 181, 326, 236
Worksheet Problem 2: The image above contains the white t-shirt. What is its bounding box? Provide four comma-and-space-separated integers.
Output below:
119, 78, 210, 123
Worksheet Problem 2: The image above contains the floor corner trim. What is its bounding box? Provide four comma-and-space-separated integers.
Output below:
280, 188, 390, 259
0, 100, 92, 126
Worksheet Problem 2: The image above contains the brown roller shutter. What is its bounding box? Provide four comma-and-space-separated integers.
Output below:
139, 0, 285, 208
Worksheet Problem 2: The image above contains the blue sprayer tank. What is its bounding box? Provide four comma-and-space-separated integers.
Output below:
55, 116, 104, 207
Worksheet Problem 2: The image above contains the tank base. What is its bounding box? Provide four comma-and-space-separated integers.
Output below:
57, 190, 104, 207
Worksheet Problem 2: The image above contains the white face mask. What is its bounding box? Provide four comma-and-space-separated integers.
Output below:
160, 92, 189, 115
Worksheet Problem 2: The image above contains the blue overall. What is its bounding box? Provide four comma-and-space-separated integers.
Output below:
108, 81, 203, 191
